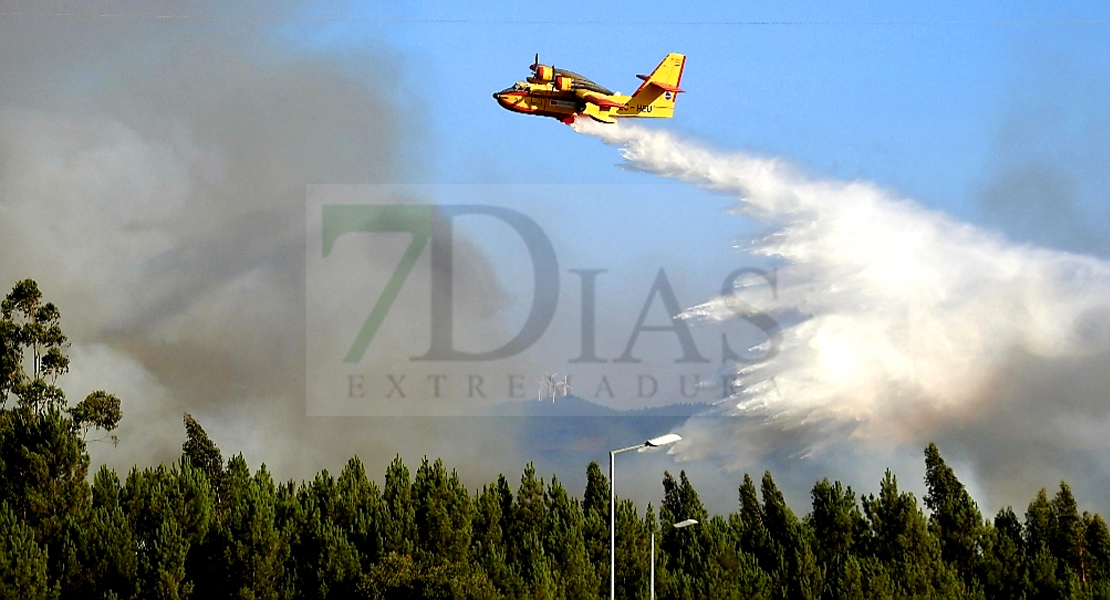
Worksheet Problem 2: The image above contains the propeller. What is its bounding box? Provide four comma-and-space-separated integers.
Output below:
530, 53, 555, 75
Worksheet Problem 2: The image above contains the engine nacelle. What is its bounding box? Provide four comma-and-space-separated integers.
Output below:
554, 76, 573, 91
530, 64, 553, 82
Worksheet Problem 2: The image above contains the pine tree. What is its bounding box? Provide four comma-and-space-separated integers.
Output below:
65, 475, 137, 598
1026, 488, 1055, 553
0, 408, 91, 579
583, 460, 609, 519
613, 498, 648, 599
471, 482, 520, 597
980, 507, 1025, 599
544, 475, 598, 598
661, 470, 710, 590
862, 469, 960, 598
293, 505, 361, 599
582, 461, 609, 596
760, 471, 819, 599
1085, 513, 1110, 583
212, 457, 290, 598
382, 455, 416, 557
512, 462, 547, 582
0, 502, 56, 599
334, 456, 386, 566
808, 478, 863, 572
737, 472, 773, 575
412, 457, 471, 563
1051, 482, 1086, 582
122, 461, 214, 598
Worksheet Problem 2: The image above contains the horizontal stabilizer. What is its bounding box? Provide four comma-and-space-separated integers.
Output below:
637, 74, 685, 93
648, 81, 684, 93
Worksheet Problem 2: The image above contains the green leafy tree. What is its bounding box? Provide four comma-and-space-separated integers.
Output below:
182, 413, 223, 489
0, 279, 68, 412
0, 279, 123, 589
923, 443, 985, 587
70, 390, 122, 444
359, 551, 418, 599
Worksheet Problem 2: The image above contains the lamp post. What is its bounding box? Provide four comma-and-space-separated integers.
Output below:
610, 433, 681, 600
651, 518, 698, 600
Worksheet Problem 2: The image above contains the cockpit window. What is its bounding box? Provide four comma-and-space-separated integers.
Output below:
496, 83, 528, 94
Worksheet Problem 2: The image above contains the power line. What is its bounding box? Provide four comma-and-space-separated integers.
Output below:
0, 11, 1107, 27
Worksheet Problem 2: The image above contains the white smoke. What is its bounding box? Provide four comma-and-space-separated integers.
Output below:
573, 118, 1110, 469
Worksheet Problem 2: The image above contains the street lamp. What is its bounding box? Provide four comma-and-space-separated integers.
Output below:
652, 518, 699, 600
610, 433, 682, 600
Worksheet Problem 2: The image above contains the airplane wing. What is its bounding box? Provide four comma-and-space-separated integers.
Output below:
576, 90, 628, 109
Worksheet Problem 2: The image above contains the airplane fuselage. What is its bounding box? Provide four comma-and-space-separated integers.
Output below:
493, 82, 583, 123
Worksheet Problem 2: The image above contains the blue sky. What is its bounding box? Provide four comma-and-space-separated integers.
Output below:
6, 0, 1106, 508
263, 0, 1110, 285
279, 2, 1105, 203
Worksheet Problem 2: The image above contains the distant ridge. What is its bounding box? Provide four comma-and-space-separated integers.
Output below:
474, 395, 713, 418
471, 396, 715, 459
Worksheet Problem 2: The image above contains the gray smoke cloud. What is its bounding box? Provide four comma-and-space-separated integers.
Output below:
977, 59, 1110, 258
953, 58, 1110, 510
0, 1, 527, 485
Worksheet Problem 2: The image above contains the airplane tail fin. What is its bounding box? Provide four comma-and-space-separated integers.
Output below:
618, 53, 685, 118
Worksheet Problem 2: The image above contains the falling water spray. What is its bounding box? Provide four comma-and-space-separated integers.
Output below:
573, 118, 1110, 463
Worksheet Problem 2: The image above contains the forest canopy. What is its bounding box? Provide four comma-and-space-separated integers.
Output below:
1, 279, 1106, 600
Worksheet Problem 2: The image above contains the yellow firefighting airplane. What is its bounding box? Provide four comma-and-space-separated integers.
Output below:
493, 53, 685, 124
